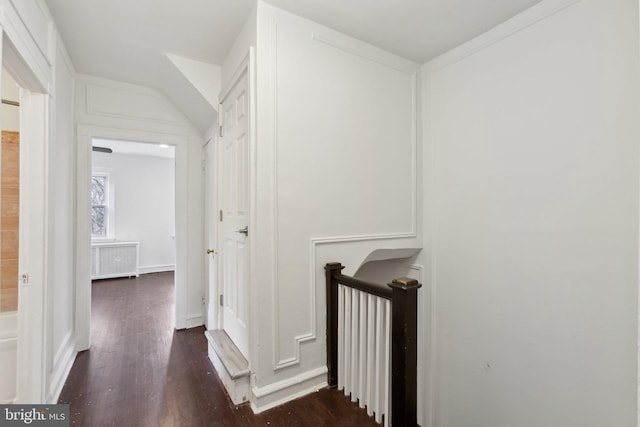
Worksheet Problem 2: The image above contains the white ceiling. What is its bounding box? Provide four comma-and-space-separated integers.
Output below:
264, 0, 544, 63
92, 138, 176, 159
46, 0, 543, 126
46, 0, 255, 86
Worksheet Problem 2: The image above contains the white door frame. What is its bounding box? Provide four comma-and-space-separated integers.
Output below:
216, 48, 256, 361
15, 89, 49, 404
2, 36, 51, 403
75, 125, 189, 350
204, 136, 218, 330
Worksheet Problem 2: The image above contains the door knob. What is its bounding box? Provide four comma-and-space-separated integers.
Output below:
207, 249, 215, 255
237, 226, 248, 236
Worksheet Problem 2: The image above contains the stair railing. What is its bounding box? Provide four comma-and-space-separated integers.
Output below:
325, 262, 421, 426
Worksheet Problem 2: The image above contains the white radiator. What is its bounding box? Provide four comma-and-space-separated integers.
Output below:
338, 285, 391, 425
91, 241, 139, 280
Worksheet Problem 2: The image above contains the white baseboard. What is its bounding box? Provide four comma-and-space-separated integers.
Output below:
139, 264, 175, 275
47, 333, 77, 404
186, 314, 203, 329
250, 366, 328, 414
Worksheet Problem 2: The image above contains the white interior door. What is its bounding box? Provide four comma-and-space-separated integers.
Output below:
220, 68, 249, 358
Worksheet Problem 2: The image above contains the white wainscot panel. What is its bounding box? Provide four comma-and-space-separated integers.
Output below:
86, 83, 184, 125
0, 312, 18, 403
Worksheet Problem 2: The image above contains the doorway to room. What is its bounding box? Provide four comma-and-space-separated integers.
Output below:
89, 138, 177, 321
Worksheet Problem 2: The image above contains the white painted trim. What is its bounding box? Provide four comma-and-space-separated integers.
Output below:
250, 366, 328, 414
274, 237, 422, 371
53, 31, 76, 75
76, 124, 190, 344
1, 398, 17, 404
1, 0, 51, 92
16, 88, 50, 405
186, 314, 203, 329
311, 32, 417, 74
47, 333, 76, 404
51, 330, 72, 370
139, 264, 176, 275
427, 0, 582, 71
0, 336, 17, 350
247, 45, 258, 369
219, 52, 251, 104
267, 9, 419, 369
276, 234, 416, 371
75, 125, 92, 351
0, 312, 18, 340
84, 83, 184, 126
273, 234, 419, 371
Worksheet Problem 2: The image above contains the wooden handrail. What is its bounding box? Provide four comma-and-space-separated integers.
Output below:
325, 262, 421, 426
333, 272, 393, 300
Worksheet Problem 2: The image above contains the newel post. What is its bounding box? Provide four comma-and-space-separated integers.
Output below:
325, 262, 344, 387
389, 277, 422, 427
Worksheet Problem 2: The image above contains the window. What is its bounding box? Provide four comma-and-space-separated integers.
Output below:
91, 174, 109, 238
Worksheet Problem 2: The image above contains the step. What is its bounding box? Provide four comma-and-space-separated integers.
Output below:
205, 329, 250, 405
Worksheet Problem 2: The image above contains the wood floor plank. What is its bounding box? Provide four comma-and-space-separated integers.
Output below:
58, 272, 380, 426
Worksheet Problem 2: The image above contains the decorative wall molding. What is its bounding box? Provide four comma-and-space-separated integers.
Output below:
274, 232, 419, 371
270, 20, 419, 370
8, 0, 52, 63
1, 0, 52, 92
85, 82, 184, 126
0, 336, 17, 350
251, 366, 327, 414
311, 32, 417, 74
186, 314, 203, 329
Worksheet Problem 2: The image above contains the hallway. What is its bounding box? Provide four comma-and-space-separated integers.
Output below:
58, 272, 378, 426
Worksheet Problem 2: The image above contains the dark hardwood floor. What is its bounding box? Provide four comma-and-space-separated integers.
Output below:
58, 272, 379, 426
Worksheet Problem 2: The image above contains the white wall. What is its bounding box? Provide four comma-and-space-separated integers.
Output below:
45, 32, 77, 403
422, 0, 640, 425
93, 152, 176, 273
246, 2, 421, 412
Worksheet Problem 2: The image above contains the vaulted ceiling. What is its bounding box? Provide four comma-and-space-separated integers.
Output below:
45, 0, 543, 131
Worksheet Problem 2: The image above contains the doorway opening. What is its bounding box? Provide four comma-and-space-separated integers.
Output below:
89, 138, 177, 324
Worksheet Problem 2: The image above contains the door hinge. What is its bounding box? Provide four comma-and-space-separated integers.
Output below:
21, 273, 29, 284
219, 125, 224, 138
219, 210, 223, 221
219, 294, 224, 307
